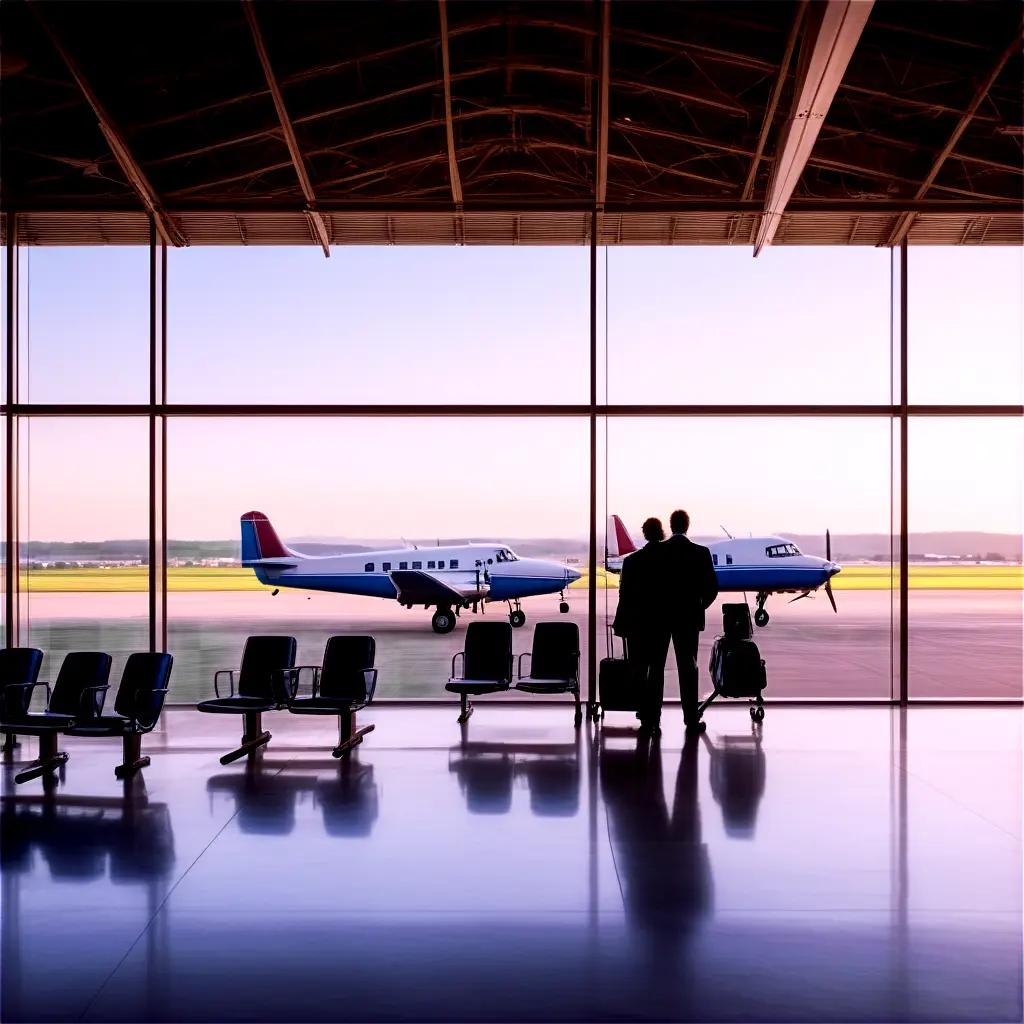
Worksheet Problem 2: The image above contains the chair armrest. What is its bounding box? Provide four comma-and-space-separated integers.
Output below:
450, 651, 465, 679
2, 680, 51, 718
517, 652, 531, 679
363, 668, 378, 703
79, 684, 110, 719
129, 685, 169, 731
213, 669, 235, 699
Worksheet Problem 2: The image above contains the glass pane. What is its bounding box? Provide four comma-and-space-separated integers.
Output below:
602, 248, 892, 405
909, 418, 1023, 698
910, 249, 1024, 405
167, 417, 588, 701
23, 418, 150, 697
168, 248, 587, 404
23, 248, 149, 403
603, 417, 895, 700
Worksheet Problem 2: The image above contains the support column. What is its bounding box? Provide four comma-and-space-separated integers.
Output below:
898, 240, 909, 704
4, 221, 19, 648
148, 220, 168, 652
587, 211, 598, 705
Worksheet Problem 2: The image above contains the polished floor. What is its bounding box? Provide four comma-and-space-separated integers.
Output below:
2, 705, 1021, 1023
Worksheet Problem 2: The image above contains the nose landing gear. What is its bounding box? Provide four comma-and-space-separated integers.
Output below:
754, 592, 770, 628
508, 600, 526, 628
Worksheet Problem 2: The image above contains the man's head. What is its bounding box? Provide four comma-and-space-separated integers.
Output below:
669, 509, 690, 535
641, 517, 665, 543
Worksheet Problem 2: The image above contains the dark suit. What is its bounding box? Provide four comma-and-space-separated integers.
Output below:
661, 533, 719, 724
612, 541, 669, 726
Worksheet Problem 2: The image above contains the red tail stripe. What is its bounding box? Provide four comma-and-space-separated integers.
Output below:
614, 516, 636, 554
242, 510, 289, 558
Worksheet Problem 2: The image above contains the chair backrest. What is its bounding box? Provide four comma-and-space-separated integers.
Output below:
463, 622, 512, 682
49, 652, 113, 718
237, 636, 296, 701
0, 647, 44, 719
113, 652, 173, 730
530, 622, 579, 681
319, 636, 375, 702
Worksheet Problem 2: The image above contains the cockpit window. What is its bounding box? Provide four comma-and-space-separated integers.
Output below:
494, 548, 518, 563
766, 543, 801, 558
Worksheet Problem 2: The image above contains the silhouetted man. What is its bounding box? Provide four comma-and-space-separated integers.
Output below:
612, 517, 669, 730
662, 509, 719, 733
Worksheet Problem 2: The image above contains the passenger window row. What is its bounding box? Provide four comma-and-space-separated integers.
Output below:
364, 559, 459, 572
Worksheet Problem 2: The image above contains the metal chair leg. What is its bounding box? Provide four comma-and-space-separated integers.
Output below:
457, 692, 474, 724
220, 710, 271, 765
332, 710, 375, 758
15, 731, 69, 785
2, 732, 18, 753
115, 732, 151, 778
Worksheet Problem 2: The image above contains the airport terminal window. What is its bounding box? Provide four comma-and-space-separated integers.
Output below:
168, 247, 587, 404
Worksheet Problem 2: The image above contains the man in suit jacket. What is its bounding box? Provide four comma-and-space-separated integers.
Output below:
612, 517, 671, 730
662, 509, 719, 733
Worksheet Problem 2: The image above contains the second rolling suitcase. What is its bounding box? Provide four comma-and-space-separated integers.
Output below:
593, 630, 636, 719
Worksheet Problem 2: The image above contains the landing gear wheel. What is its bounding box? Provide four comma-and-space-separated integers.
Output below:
432, 608, 456, 634
509, 609, 527, 628
750, 704, 765, 722
754, 608, 770, 628
559, 601, 570, 614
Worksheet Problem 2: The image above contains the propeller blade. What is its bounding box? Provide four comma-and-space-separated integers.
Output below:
825, 578, 838, 613
826, 528, 832, 562
788, 592, 811, 604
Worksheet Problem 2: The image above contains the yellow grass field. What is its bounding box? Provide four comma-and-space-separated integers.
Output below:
16, 564, 1024, 593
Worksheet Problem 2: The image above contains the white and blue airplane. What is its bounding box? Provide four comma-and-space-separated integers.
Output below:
241, 511, 582, 634
606, 514, 841, 627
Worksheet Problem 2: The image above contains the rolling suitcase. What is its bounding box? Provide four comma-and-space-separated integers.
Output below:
700, 604, 768, 722
592, 629, 636, 719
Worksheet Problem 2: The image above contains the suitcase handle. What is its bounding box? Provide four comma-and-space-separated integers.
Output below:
605, 625, 628, 661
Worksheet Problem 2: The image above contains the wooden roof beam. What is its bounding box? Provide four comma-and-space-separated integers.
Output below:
27, 2, 187, 247
242, 1, 330, 256
884, 17, 1023, 247
438, 0, 464, 207
754, 0, 874, 255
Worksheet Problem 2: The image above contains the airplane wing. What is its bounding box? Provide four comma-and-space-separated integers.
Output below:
389, 570, 486, 606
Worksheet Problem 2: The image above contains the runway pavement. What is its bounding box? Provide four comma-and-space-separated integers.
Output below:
21, 587, 1022, 703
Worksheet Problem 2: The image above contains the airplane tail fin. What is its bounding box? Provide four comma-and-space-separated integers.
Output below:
607, 514, 637, 557
241, 511, 298, 563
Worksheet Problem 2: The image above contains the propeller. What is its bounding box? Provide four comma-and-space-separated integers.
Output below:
824, 528, 838, 613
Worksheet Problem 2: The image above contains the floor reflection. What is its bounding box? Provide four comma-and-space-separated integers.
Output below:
704, 723, 767, 837
207, 754, 379, 837
448, 732, 582, 816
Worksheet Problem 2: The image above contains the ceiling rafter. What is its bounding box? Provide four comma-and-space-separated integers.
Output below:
241, 1, 330, 256
26, 1, 187, 246
754, 0, 875, 255
884, 17, 1023, 247
594, 0, 611, 207
437, 0, 464, 207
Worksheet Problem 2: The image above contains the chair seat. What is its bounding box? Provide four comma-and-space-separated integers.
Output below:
0, 711, 74, 735
515, 678, 578, 694
197, 696, 278, 714
67, 715, 137, 737
446, 679, 511, 695
288, 697, 364, 715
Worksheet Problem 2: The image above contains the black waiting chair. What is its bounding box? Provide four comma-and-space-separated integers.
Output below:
286, 635, 377, 758
197, 636, 297, 764
0, 651, 112, 784
515, 622, 582, 727
0, 647, 44, 752
446, 621, 513, 723
67, 653, 173, 778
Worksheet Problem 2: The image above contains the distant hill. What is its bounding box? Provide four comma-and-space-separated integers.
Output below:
7, 531, 1020, 563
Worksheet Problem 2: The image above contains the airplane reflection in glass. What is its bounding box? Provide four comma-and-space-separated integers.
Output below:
241, 511, 581, 634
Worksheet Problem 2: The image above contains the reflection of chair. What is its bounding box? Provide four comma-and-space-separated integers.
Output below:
0, 652, 112, 784
448, 736, 582, 816
287, 636, 377, 758
0, 795, 175, 883
197, 636, 296, 764
208, 758, 380, 837
446, 622, 513, 723
67, 653, 173, 778
706, 726, 766, 838
0, 647, 44, 751
515, 622, 582, 727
